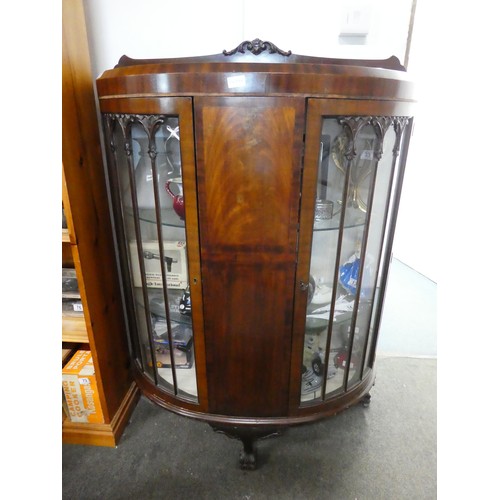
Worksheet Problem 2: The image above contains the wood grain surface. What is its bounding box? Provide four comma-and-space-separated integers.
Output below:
195, 97, 305, 416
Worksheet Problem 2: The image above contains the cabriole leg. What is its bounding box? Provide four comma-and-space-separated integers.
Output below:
210, 424, 282, 470
361, 392, 372, 407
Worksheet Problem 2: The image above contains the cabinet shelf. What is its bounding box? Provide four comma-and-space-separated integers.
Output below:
313, 206, 367, 232
125, 207, 185, 229
62, 316, 89, 343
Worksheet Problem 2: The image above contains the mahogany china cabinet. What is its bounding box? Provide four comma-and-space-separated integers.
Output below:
96, 39, 415, 469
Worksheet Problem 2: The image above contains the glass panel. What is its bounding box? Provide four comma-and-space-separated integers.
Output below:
301, 117, 380, 403
325, 122, 378, 397
363, 121, 408, 375
347, 124, 397, 388
109, 115, 198, 402
301, 119, 344, 403
110, 119, 152, 377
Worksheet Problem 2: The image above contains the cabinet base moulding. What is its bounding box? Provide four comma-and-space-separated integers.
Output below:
62, 381, 140, 447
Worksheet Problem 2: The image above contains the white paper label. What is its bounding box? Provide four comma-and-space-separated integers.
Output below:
227, 75, 246, 89
73, 303, 83, 312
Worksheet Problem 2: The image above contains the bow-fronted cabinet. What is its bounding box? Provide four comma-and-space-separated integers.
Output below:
96, 40, 415, 469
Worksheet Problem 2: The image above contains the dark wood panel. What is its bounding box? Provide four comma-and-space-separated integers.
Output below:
202, 263, 295, 417
195, 97, 305, 417
196, 97, 302, 254
97, 69, 414, 102
97, 47, 414, 102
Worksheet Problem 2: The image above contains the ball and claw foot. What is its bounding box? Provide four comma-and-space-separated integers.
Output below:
210, 424, 282, 470
239, 439, 257, 471
361, 393, 372, 408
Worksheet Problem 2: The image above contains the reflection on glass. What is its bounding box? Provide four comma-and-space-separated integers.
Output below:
301, 116, 399, 404
301, 120, 344, 402
108, 115, 198, 402
347, 126, 396, 388
324, 123, 377, 398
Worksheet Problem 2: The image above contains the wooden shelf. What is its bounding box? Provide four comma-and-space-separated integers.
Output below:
62, 0, 138, 447
62, 316, 89, 343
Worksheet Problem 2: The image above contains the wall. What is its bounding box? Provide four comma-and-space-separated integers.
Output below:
84, 0, 413, 78
84, 0, 427, 275
390, 1, 438, 282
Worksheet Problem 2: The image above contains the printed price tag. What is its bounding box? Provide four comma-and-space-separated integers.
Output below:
227, 75, 246, 89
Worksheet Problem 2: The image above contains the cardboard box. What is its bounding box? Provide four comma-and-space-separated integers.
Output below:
129, 240, 188, 289
150, 320, 194, 369
62, 350, 104, 424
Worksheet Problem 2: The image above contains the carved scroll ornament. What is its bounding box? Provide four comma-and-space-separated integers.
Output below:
223, 38, 292, 57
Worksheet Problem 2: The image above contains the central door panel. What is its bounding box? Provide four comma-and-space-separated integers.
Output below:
195, 97, 305, 416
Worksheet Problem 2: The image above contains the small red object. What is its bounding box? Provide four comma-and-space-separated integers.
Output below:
165, 181, 185, 220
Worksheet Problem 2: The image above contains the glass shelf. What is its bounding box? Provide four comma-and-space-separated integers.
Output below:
313, 205, 367, 232
124, 207, 186, 228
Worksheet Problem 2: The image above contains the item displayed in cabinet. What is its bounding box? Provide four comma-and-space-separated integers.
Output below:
303, 333, 325, 377
339, 251, 373, 299
315, 135, 340, 223
314, 199, 334, 220
310, 281, 334, 306
303, 316, 328, 375
301, 366, 322, 394
339, 252, 361, 296
150, 320, 194, 369
334, 348, 358, 371
143, 250, 178, 273
148, 288, 189, 324
129, 240, 188, 289
62, 350, 104, 424
165, 179, 185, 220
179, 286, 191, 316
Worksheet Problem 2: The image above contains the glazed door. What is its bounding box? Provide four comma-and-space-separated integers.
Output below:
100, 97, 207, 408
195, 97, 305, 417
291, 99, 413, 408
